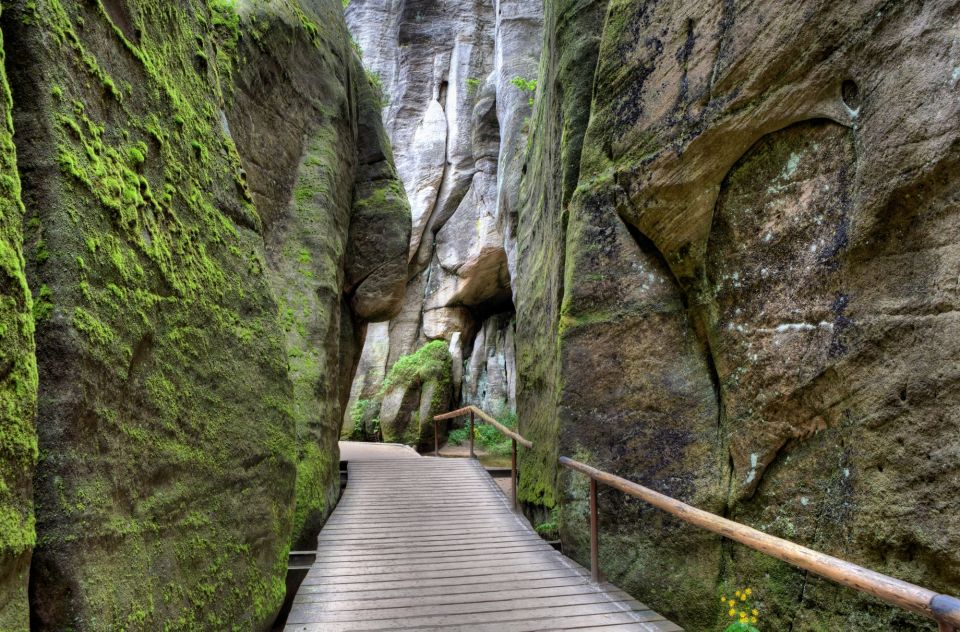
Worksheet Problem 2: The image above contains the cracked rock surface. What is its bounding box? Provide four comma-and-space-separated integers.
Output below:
514, 1, 960, 630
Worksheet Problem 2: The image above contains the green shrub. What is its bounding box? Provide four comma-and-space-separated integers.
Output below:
534, 506, 559, 540
510, 75, 537, 107
446, 410, 517, 456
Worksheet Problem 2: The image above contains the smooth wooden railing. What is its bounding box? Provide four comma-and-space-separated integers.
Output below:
434, 407, 960, 631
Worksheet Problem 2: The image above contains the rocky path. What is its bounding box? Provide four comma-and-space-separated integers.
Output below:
284, 445, 680, 631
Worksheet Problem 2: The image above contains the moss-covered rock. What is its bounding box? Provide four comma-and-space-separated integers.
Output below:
222, 0, 408, 551
0, 3, 38, 627
5, 0, 295, 626
1, 0, 409, 628
376, 340, 452, 449
516, 0, 960, 630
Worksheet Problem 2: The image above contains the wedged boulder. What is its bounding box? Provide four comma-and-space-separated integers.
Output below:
422, 306, 471, 341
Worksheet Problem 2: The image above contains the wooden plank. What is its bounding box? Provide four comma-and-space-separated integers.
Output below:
295, 576, 594, 602
286, 601, 663, 629
569, 624, 685, 632
294, 568, 587, 594
284, 452, 681, 631
313, 535, 546, 556
311, 544, 554, 564
319, 517, 519, 531
311, 553, 560, 572
291, 592, 647, 622
293, 582, 611, 607
302, 560, 570, 585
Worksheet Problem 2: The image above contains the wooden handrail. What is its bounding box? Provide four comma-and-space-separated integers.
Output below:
432, 406, 532, 511
559, 456, 960, 631
434, 405, 533, 448
433, 406, 960, 630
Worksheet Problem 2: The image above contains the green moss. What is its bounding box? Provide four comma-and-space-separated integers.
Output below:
126, 142, 146, 165
32, 285, 53, 322
376, 341, 452, 446
346, 398, 374, 439
15, 0, 310, 627
380, 340, 452, 393
365, 69, 387, 107
0, 5, 38, 627
290, 442, 335, 546
510, 75, 537, 107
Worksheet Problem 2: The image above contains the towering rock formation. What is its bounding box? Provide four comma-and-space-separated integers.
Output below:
342, 0, 542, 446
515, 0, 960, 630
0, 0, 408, 627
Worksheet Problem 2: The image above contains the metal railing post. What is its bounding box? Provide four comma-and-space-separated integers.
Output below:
590, 478, 599, 583
469, 411, 475, 459
434, 418, 439, 455
511, 438, 518, 511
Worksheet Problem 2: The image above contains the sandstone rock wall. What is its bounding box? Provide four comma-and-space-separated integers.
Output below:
0, 4, 37, 626
0, 0, 408, 627
516, 0, 960, 630
342, 0, 541, 444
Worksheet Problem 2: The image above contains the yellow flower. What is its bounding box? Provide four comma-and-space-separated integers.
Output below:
752, 609, 759, 616
752, 616, 758, 623
729, 609, 736, 617
735, 590, 741, 597
728, 600, 735, 607
721, 595, 727, 602
740, 593, 747, 601
745, 588, 752, 596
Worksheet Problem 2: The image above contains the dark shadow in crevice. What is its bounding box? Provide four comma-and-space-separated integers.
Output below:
101, 0, 139, 44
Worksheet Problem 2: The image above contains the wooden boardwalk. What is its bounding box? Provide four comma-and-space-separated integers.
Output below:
284, 444, 680, 631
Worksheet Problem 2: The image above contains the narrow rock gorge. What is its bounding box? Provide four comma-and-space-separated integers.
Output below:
344, 0, 960, 631
0, 0, 957, 630
340, 0, 541, 447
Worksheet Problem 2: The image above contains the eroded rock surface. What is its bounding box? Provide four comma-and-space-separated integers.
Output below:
516, 1, 960, 630
0, 0, 408, 627
0, 5, 36, 626
343, 0, 542, 444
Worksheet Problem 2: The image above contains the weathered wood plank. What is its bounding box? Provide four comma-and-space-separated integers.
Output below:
286, 599, 657, 627
293, 581, 618, 607
295, 575, 594, 602
283, 451, 681, 631
290, 593, 650, 622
